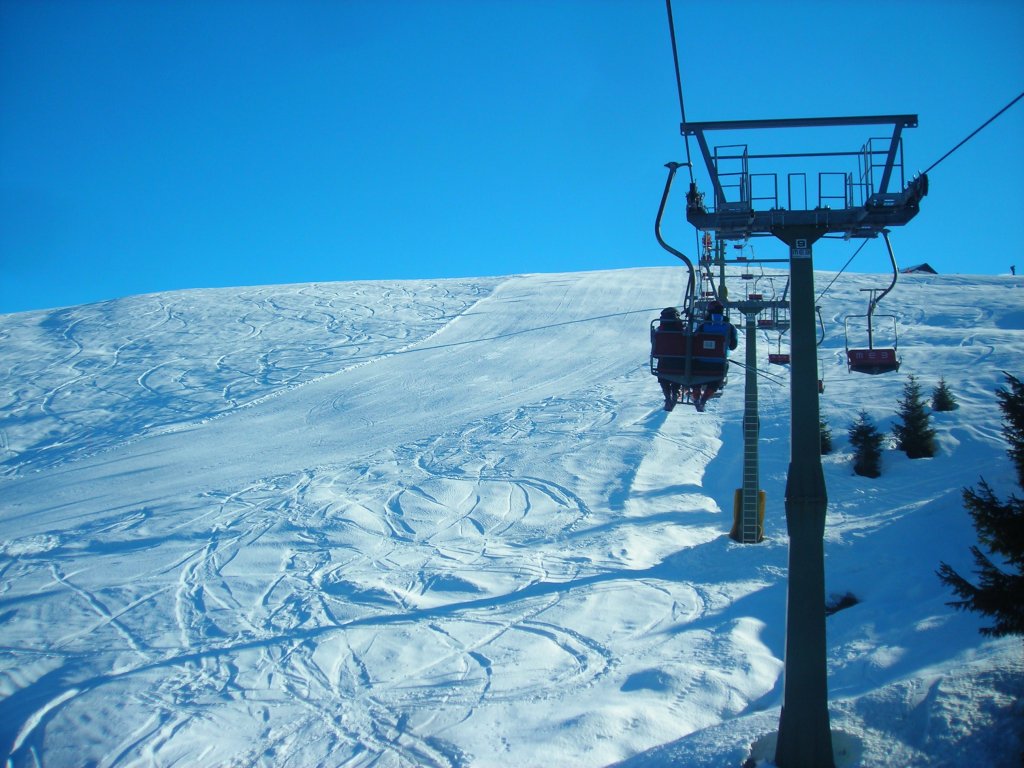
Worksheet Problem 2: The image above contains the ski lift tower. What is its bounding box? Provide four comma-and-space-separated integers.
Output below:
682, 114, 928, 768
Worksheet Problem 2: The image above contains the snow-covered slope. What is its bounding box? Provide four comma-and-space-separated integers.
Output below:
1, 268, 1021, 767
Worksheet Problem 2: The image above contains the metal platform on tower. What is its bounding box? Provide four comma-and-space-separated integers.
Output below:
682, 115, 928, 243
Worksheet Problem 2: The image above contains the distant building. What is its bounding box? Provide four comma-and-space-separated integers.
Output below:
900, 263, 938, 275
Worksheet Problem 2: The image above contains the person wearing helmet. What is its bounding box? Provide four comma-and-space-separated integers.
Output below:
689, 301, 738, 411
654, 307, 685, 410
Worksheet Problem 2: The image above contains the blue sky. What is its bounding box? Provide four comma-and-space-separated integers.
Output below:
1, 0, 1022, 314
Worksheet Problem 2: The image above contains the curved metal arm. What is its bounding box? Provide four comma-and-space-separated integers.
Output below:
871, 230, 899, 314
857, 230, 900, 350
655, 162, 696, 311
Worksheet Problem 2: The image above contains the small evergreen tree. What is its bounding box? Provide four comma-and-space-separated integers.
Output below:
1000, 373, 1024, 486
932, 377, 959, 412
820, 418, 833, 455
893, 373, 937, 458
849, 410, 883, 478
937, 373, 1024, 637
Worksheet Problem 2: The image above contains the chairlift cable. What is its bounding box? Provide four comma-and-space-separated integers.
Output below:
816, 239, 869, 303
665, 0, 694, 184
922, 89, 1024, 176
727, 358, 787, 387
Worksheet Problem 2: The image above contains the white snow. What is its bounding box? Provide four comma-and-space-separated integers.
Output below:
1, 267, 1022, 767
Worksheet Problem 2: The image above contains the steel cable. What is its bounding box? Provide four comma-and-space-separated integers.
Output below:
923, 89, 1024, 176
665, 0, 694, 183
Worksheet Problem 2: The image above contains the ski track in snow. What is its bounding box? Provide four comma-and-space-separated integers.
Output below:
0, 281, 492, 478
0, 269, 1022, 766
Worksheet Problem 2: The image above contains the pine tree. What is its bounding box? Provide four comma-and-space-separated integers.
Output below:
820, 418, 833, 455
932, 377, 959, 412
848, 410, 883, 478
999, 373, 1024, 486
937, 373, 1024, 637
893, 373, 937, 458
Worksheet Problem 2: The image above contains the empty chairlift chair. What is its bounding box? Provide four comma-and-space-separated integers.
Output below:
845, 234, 904, 375
845, 310, 900, 374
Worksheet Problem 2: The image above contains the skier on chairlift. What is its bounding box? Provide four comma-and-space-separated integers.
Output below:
654, 306, 685, 410
689, 300, 738, 412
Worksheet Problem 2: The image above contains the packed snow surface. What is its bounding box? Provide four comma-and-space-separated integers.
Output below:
1, 267, 1022, 767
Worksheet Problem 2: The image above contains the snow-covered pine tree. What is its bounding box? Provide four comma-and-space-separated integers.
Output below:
937, 373, 1024, 637
849, 410, 883, 478
893, 373, 937, 458
820, 418, 833, 455
1001, 373, 1024, 486
932, 377, 959, 412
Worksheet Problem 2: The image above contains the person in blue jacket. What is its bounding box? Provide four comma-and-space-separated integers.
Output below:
689, 300, 738, 411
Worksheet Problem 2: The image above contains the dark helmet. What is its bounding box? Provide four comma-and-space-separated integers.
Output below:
660, 306, 680, 319
708, 300, 724, 316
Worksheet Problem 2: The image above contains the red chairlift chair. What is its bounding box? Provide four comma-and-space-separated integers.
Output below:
844, 313, 900, 374
650, 318, 730, 398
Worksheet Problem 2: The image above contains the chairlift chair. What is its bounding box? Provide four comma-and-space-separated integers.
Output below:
650, 317, 730, 391
768, 343, 791, 366
651, 162, 733, 403
758, 287, 791, 333
844, 233, 903, 375
845, 314, 900, 374
651, 164, 731, 402
768, 319, 791, 364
